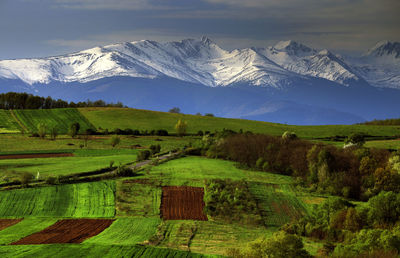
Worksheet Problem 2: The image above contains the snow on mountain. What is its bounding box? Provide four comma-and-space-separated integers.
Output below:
0, 37, 398, 89
346, 41, 400, 89
260, 40, 361, 86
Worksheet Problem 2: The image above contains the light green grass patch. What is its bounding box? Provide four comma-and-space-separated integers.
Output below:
0, 218, 58, 245
146, 156, 293, 187
0, 110, 21, 133
0, 181, 115, 218
86, 217, 160, 245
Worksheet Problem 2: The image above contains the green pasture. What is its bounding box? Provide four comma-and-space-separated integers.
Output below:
13, 108, 95, 134
79, 107, 400, 139
145, 156, 293, 187
0, 151, 137, 179
0, 134, 192, 153
0, 110, 20, 133
86, 217, 161, 245
0, 181, 115, 218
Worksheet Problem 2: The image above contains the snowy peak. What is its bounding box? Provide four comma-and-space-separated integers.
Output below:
365, 41, 400, 58
272, 40, 315, 56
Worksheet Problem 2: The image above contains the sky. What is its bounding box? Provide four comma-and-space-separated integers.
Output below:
0, 0, 399, 60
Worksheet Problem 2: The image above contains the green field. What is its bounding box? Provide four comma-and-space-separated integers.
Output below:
79, 107, 400, 139
0, 149, 137, 179
0, 218, 58, 245
0, 110, 21, 133
13, 108, 95, 134
0, 181, 115, 218
144, 156, 293, 187
86, 217, 161, 245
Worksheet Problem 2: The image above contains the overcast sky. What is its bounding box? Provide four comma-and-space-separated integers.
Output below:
0, 0, 399, 59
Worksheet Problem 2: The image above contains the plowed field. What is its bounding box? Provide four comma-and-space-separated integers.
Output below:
161, 186, 207, 221
0, 219, 22, 231
11, 219, 114, 245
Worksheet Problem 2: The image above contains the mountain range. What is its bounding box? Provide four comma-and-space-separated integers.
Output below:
0, 37, 399, 125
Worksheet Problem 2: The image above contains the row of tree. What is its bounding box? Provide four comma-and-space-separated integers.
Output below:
0, 92, 124, 109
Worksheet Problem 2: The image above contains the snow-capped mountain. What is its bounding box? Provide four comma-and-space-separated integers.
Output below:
346, 41, 400, 89
260, 40, 362, 86
1, 37, 389, 89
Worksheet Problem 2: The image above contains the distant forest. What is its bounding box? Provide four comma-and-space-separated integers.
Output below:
362, 118, 400, 126
0, 92, 124, 109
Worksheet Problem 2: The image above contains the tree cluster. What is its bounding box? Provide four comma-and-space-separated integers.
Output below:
0, 92, 124, 109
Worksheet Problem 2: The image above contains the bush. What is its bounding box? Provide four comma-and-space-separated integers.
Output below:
37, 123, 46, 139
156, 129, 168, 136
45, 176, 59, 185
175, 119, 187, 136
68, 122, 80, 138
282, 131, 297, 140
20, 172, 34, 187
50, 126, 58, 140
137, 150, 151, 161
110, 135, 121, 148
150, 144, 161, 155
115, 166, 135, 177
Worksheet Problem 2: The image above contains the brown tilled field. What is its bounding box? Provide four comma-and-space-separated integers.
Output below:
0, 153, 73, 160
161, 186, 208, 221
0, 219, 23, 231
11, 219, 114, 245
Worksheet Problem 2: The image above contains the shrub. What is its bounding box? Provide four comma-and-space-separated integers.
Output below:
169, 107, 180, 113
68, 122, 80, 138
110, 135, 121, 148
137, 150, 151, 161
50, 126, 58, 140
175, 119, 187, 136
20, 172, 34, 187
156, 129, 168, 136
37, 123, 46, 139
282, 131, 297, 140
150, 144, 161, 155
115, 165, 135, 177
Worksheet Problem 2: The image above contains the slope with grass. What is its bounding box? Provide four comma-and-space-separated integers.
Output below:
79, 107, 400, 139
13, 108, 95, 134
0, 181, 115, 218
0, 110, 21, 133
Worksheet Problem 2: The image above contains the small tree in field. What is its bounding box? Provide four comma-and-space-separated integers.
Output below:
50, 126, 58, 140
37, 123, 47, 139
110, 135, 121, 148
68, 122, 80, 138
175, 119, 187, 137
169, 107, 181, 113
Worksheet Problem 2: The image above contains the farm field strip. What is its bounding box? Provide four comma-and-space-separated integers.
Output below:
13, 108, 95, 134
0, 110, 21, 133
0, 181, 115, 218
0, 218, 58, 245
116, 180, 161, 217
249, 182, 307, 227
0, 219, 22, 231
0, 244, 211, 258
86, 217, 161, 245
0, 153, 73, 159
161, 186, 207, 221
11, 219, 114, 244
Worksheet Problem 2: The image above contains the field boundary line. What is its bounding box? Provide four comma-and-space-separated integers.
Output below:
9, 110, 28, 133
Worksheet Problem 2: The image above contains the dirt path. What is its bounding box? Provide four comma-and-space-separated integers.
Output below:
0, 219, 23, 231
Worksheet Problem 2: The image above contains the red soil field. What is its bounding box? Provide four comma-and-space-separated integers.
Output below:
11, 219, 114, 245
0, 219, 23, 231
0, 153, 73, 160
161, 186, 208, 221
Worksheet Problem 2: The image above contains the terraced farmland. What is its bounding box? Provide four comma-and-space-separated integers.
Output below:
13, 108, 95, 134
0, 181, 115, 218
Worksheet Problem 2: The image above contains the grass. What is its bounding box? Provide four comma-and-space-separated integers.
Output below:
86, 217, 161, 245
0, 244, 211, 258
0, 134, 192, 153
79, 107, 400, 139
116, 180, 161, 217
365, 139, 400, 150
13, 108, 95, 134
0, 218, 58, 245
249, 182, 308, 227
0, 110, 21, 133
0, 181, 115, 218
144, 156, 293, 187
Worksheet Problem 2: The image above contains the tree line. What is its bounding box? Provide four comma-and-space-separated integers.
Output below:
0, 92, 124, 109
